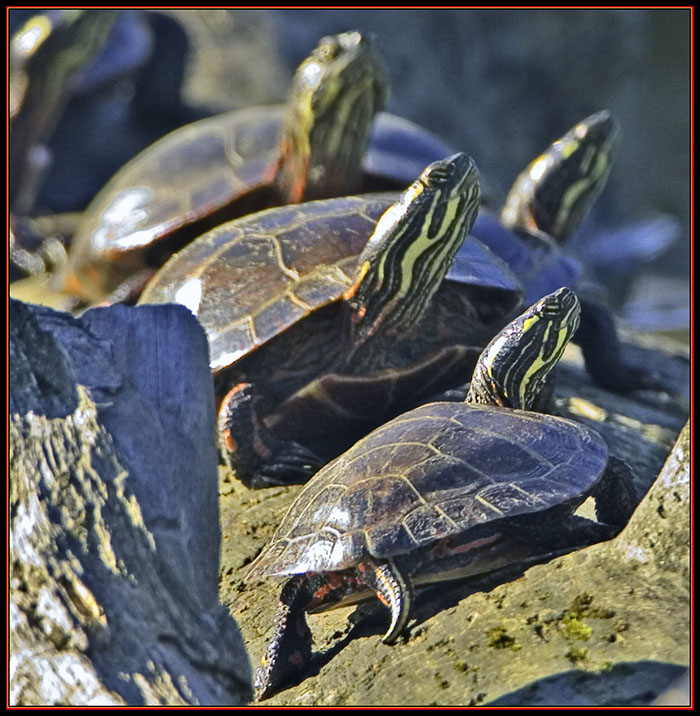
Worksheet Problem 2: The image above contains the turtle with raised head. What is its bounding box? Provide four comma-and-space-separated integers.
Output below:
140, 153, 525, 486
245, 287, 637, 700
62, 30, 453, 302
466, 110, 663, 391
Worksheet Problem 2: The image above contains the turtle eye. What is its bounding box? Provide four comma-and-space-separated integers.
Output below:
422, 153, 472, 189
423, 163, 453, 187
337, 30, 364, 51
315, 37, 340, 61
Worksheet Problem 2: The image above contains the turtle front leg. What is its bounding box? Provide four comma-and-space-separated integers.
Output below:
254, 575, 314, 701
357, 557, 415, 644
218, 383, 322, 488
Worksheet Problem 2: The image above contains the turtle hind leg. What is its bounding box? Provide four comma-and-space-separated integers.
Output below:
576, 297, 664, 393
218, 382, 322, 488
254, 572, 362, 700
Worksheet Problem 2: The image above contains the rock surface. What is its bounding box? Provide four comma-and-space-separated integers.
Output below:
9, 298, 690, 706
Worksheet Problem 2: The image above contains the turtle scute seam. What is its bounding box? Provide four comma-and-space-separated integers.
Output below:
339, 439, 444, 471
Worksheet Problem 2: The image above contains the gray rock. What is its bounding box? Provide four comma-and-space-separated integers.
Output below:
9, 299, 252, 705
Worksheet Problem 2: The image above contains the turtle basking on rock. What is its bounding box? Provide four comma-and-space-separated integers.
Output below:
141, 153, 525, 486
62, 30, 453, 303
244, 287, 637, 700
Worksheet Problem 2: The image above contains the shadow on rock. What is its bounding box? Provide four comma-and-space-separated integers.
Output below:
488, 660, 689, 706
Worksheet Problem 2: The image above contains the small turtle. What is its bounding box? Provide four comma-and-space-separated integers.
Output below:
463, 110, 663, 392
9, 10, 121, 283
245, 287, 637, 699
499, 110, 621, 243
140, 153, 523, 486
466, 110, 618, 307
62, 31, 452, 302
500, 109, 682, 331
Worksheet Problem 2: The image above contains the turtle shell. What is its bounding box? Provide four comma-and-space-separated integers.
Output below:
138, 194, 522, 373
65, 107, 454, 299
454, 212, 582, 306
245, 401, 608, 581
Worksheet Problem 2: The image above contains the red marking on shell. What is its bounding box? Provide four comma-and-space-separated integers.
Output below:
229, 382, 252, 397
449, 533, 501, 555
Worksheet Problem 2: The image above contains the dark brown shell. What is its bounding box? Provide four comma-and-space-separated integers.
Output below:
68, 107, 453, 270
245, 402, 608, 581
139, 194, 523, 373
139, 195, 392, 371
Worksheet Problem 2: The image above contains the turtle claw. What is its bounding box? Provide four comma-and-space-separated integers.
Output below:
358, 557, 414, 644
219, 382, 322, 487
254, 444, 322, 487
253, 576, 314, 701
253, 667, 272, 702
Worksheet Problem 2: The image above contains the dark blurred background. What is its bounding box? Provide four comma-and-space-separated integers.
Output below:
9, 8, 690, 331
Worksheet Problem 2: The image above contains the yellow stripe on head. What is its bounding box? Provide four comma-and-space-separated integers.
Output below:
348, 153, 480, 343
277, 31, 387, 202
501, 111, 620, 243
469, 287, 580, 410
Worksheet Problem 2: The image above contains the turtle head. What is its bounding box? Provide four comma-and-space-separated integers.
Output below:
345, 152, 481, 345
467, 287, 581, 410
275, 31, 388, 203
501, 110, 621, 243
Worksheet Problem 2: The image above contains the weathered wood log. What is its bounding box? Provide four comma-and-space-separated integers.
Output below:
9, 298, 252, 705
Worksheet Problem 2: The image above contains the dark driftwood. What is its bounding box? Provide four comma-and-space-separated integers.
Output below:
9, 299, 252, 705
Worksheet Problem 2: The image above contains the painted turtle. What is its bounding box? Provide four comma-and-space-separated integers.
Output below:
462, 110, 662, 392
499, 110, 621, 243
9, 10, 121, 283
465, 110, 620, 304
139, 153, 523, 486
9, 10, 194, 282
502, 109, 682, 330
245, 287, 637, 699
62, 30, 453, 302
